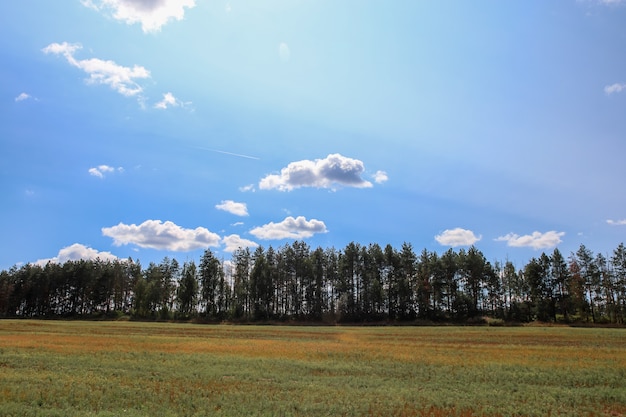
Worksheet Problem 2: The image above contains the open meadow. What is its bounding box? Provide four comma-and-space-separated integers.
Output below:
0, 320, 624, 417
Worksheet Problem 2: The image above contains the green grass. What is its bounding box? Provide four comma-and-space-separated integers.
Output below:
0, 320, 624, 416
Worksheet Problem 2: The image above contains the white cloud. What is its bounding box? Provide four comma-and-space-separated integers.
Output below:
259, 154, 374, 191
102, 220, 220, 251
35, 243, 117, 266
15, 93, 31, 102
42, 42, 81, 56
82, 0, 196, 33
216, 200, 249, 216
250, 216, 328, 240
604, 83, 626, 95
154, 92, 189, 109
89, 165, 123, 178
607, 219, 626, 226
222, 234, 259, 252
495, 231, 565, 250
42, 42, 150, 98
223, 259, 234, 275
279, 42, 290, 62
239, 184, 255, 192
435, 228, 482, 247
373, 170, 389, 184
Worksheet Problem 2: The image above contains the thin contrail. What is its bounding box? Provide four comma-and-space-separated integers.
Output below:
195, 147, 260, 160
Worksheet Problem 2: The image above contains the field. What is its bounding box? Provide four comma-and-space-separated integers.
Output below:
0, 321, 624, 417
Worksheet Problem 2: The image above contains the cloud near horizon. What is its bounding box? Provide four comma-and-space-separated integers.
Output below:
43, 42, 150, 98
215, 200, 249, 217
250, 216, 328, 240
102, 220, 220, 251
222, 234, 259, 252
35, 243, 117, 266
259, 154, 374, 191
495, 231, 565, 250
435, 228, 482, 247
82, 0, 196, 33
607, 219, 626, 226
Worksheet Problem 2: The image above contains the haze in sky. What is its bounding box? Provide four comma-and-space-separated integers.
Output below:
1, 0, 625, 270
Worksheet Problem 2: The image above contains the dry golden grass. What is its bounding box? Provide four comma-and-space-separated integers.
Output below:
0, 320, 624, 416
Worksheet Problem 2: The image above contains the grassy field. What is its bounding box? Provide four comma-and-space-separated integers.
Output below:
0, 320, 624, 416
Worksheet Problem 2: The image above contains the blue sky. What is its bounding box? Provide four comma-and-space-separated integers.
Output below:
1, 0, 626, 270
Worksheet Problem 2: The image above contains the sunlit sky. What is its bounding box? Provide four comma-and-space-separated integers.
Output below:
1, 0, 626, 270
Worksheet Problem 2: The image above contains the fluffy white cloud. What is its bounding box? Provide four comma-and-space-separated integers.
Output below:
435, 228, 482, 247
250, 216, 328, 240
259, 154, 374, 191
42, 42, 150, 97
82, 0, 196, 33
216, 200, 249, 216
373, 170, 388, 184
495, 231, 565, 250
102, 220, 220, 251
222, 234, 259, 252
89, 165, 124, 178
154, 92, 189, 109
607, 219, 626, 226
35, 243, 117, 266
15, 93, 31, 102
604, 83, 626, 95
279, 42, 290, 62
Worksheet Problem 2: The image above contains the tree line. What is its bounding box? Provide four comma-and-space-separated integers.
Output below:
1, 241, 625, 324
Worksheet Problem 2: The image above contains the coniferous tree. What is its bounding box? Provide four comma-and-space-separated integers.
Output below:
0, 269, 12, 317
363, 244, 386, 319
573, 245, 599, 323
231, 248, 251, 319
500, 260, 517, 318
485, 261, 503, 318
325, 247, 340, 319
384, 244, 400, 320
595, 253, 614, 322
416, 249, 432, 319
199, 249, 223, 318
310, 247, 327, 320
611, 243, 626, 324
550, 249, 570, 321
462, 246, 486, 316
524, 255, 551, 321
397, 243, 417, 319
338, 242, 360, 320
250, 246, 273, 320
440, 248, 459, 315
177, 261, 198, 318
